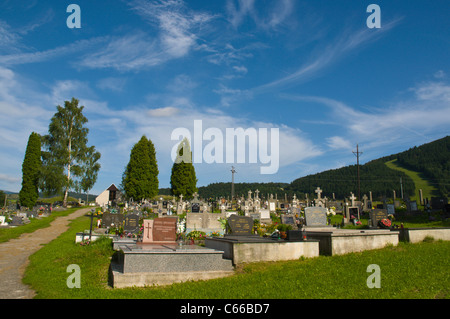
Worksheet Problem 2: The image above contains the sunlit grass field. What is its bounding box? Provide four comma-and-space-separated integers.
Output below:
22, 213, 449, 299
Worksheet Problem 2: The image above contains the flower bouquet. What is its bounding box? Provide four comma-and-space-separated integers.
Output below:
378, 218, 392, 229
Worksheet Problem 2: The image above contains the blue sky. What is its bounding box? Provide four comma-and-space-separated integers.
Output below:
0, 0, 449, 195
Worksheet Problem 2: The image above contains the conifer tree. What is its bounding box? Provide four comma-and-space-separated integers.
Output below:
19, 132, 42, 209
80, 145, 101, 203
122, 135, 159, 200
170, 138, 198, 198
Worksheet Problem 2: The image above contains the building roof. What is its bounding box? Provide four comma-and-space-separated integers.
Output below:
107, 184, 119, 191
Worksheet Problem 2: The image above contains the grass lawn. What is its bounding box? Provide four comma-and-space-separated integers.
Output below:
22, 212, 450, 299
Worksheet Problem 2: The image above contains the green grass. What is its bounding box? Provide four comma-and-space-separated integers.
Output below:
385, 159, 438, 201
23, 213, 450, 299
0, 207, 83, 243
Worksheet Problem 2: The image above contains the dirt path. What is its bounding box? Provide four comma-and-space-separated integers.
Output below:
0, 207, 91, 299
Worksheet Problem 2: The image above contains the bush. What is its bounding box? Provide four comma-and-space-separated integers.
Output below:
277, 224, 293, 232
186, 230, 206, 240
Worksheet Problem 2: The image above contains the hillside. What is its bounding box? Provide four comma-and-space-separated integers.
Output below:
395, 136, 449, 197
288, 136, 449, 200
193, 136, 449, 201
287, 157, 415, 201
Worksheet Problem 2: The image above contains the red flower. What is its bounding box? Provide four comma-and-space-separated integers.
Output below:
379, 218, 391, 228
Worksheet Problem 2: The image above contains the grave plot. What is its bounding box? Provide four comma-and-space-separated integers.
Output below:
111, 217, 234, 288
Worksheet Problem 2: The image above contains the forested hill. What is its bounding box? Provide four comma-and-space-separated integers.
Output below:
165, 136, 449, 201
396, 136, 450, 196
288, 136, 449, 200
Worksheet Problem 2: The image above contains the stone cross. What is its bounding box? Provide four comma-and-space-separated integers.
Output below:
179, 194, 183, 202
350, 193, 356, 207
247, 190, 252, 200
255, 189, 260, 199
192, 192, 199, 200
315, 187, 322, 200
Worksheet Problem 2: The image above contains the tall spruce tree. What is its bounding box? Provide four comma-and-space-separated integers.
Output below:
80, 145, 101, 203
19, 132, 42, 209
122, 135, 159, 200
170, 137, 198, 198
41, 98, 95, 207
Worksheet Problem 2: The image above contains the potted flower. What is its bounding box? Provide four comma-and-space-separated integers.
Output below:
277, 224, 293, 239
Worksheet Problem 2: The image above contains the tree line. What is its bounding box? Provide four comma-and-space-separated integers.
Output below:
195, 136, 449, 202
19, 98, 101, 208
19, 97, 199, 208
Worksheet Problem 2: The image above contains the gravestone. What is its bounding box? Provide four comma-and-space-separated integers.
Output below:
10, 216, 23, 226
281, 215, 297, 230
369, 209, 388, 228
111, 213, 124, 227
268, 200, 276, 213
227, 215, 253, 236
406, 200, 418, 213
304, 207, 328, 227
102, 212, 112, 227
431, 197, 447, 210
124, 214, 140, 233
142, 217, 177, 243
386, 204, 395, 216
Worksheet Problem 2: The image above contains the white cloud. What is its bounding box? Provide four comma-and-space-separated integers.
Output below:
0, 173, 21, 184
281, 80, 450, 152
148, 106, 180, 117
326, 136, 352, 150
226, 0, 294, 30
78, 33, 163, 71
255, 19, 402, 92
0, 37, 106, 66
97, 77, 127, 92
434, 70, 446, 79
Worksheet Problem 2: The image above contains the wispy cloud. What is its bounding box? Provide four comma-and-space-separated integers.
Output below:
254, 18, 403, 92
0, 37, 107, 66
226, 0, 294, 30
78, 32, 164, 71
281, 79, 450, 152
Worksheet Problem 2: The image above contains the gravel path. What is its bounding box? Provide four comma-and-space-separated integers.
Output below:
0, 207, 91, 299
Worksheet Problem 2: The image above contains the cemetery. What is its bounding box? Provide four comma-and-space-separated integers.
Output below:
45, 186, 446, 289
2, 184, 449, 298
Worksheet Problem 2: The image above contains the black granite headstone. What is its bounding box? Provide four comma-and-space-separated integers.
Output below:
124, 214, 140, 233
227, 215, 253, 235
191, 203, 200, 213
369, 209, 388, 228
